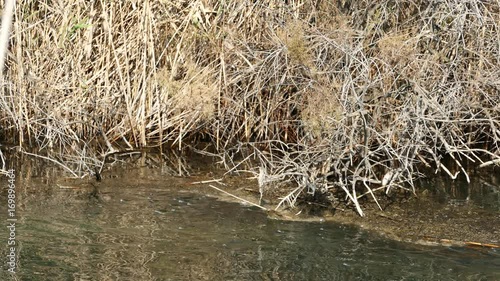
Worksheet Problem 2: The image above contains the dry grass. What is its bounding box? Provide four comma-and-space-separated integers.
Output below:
0, 0, 499, 215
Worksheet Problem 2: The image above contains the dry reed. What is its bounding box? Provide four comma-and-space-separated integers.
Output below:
0, 0, 499, 215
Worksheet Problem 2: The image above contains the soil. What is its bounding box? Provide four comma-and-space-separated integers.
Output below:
190, 174, 500, 249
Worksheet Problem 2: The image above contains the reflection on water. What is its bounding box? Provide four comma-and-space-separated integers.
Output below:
0, 167, 499, 281
419, 167, 500, 212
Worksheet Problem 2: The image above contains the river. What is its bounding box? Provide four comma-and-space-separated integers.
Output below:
0, 160, 498, 280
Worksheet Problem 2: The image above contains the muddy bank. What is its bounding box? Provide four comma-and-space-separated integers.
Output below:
305, 197, 500, 248
188, 174, 500, 249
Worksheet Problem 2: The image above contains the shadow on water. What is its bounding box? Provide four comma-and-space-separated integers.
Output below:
0, 157, 498, 280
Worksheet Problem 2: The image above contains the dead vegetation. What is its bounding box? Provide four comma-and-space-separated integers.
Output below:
0, 0, 499, 215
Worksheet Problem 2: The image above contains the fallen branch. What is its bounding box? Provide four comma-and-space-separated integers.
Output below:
22, 151, 79, 178
208, 184, 268, 211
191, 178, 224, 185
479, 158, 500, 168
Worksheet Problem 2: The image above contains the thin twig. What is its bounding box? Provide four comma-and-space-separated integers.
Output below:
208, 184, 268, 211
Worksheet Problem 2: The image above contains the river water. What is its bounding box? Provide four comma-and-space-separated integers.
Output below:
0, 160, 499, 280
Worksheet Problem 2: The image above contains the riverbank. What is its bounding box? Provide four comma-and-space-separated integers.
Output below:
2, 0, 500, 217
193, 171, 500, 249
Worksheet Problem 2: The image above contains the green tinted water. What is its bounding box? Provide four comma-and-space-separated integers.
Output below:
0, 167, 499, 280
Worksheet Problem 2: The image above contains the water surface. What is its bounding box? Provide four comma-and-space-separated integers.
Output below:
0, 167, 498, 280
